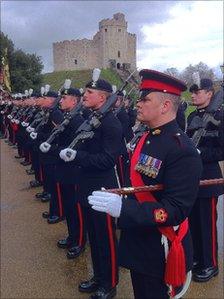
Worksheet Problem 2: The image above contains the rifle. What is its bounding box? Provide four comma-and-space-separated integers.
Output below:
42, 101, 83, 147
127, 123, 149, 152
32, 111, 50, 133
30, 109, 45, 125
114, 86, 137, 116
190, 88, 223, 147
28, 96, 61, 134
66, 70, 137, 155
106, 178, 224, 195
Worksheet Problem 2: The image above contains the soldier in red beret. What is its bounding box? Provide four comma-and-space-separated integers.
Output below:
88, 69, 203, 298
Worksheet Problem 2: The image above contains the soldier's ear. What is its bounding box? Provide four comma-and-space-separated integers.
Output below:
161, 99, 171, 114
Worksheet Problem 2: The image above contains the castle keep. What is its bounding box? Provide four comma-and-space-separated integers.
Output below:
53, 13, 136, 71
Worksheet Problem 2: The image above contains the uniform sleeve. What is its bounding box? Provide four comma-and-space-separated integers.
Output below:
199, 109, 224, 162
118, 149, 202, 228
74, 122, 123, 170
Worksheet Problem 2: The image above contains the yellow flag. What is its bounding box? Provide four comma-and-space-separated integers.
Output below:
2, 48, 11, 92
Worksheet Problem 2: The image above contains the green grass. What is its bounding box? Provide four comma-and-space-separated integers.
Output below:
42, 68, 124, 91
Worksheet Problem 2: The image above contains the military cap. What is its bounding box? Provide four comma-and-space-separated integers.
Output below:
32, 91, 42, 98
61, 88, 81, 97
85, 79, 113, 93
189, 78, 213, 93
139, 69, 187, 98
45, 91, 58, 98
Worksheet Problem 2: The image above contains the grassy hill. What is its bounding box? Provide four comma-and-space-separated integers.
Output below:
42, 68, 196, 116
42, 68, 124, 91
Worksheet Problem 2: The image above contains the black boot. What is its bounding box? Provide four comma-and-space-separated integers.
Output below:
90, 287, 117, 299
41, 193, 51, 202
30, 180, 42, 188
79, 277, 100, 293
42, 211, 50, 219
26, 169, 35, 175
47, 215, 64, 224
57, 238, 73, 249
193, 266, 219, 282
67, 245, 85, 259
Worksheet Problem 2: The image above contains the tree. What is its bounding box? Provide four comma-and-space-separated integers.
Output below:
0, 32, 44, 92
181, 62, 215, 87
10, 50, 43, 92
164, 68, 181, 80
0, 32, 14, 68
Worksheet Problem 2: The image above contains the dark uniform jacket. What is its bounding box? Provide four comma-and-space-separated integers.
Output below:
38, 108, 64, 165
73, 110, 123, 206
176, 103, 186, 131
126, 107, 137, 142
118, 120, 202, 278
187, 106, 224, 197
54, 112, 84, 184
116, 107, 130, 158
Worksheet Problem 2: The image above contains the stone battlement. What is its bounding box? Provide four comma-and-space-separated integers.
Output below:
53, 13, 136, 71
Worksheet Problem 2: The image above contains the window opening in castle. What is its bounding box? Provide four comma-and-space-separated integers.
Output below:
74, 59, 77, 65
105, 28, 107, 32
118, 51, 121, 58
118, 29, 121, 32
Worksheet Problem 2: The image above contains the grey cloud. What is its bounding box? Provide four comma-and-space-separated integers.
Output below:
1, 0, 180, 72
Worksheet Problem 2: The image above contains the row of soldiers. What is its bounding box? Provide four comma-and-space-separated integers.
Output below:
0, 69, 223, 299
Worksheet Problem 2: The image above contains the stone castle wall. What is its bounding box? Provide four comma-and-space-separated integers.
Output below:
53, 13, 136, 71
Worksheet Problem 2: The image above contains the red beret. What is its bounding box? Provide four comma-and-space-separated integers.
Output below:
139, 69, 187, 96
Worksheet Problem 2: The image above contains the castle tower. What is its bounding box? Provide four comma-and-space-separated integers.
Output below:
53, 13, 136, 71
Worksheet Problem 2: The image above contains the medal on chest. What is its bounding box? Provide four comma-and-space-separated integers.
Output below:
135, 152, 162, 178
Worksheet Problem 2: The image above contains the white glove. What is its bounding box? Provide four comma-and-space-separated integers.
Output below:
11, 119, 15, 123
59, 148, 77, 162
39, 142, 51, 153
15, 119, 20, 124
26, 126, 34, 133
30, 132, 37, 139
88, 191, 122, 218
7, 114, 12, 119
22, 121, 29, 127
1, 111, 4, 114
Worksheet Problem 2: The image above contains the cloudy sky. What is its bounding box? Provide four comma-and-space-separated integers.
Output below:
1, 1, 223, 76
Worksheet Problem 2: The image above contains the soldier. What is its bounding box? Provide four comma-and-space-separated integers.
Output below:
40, 87, 86, 258
59, 76, 123, 299
113, 91, 131, 187
187, 78, 224, 282
35, 90, 64, 223
124, 95, 137, 142
88, 69, 203, 299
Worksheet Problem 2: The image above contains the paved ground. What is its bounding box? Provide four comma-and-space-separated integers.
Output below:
1, 139, 223, 299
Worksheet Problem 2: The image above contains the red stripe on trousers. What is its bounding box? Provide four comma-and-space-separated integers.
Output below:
77, 203, 83, 246
56, 183, 63, 217
106, 214, 116, 288
211, 197, 217, 267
